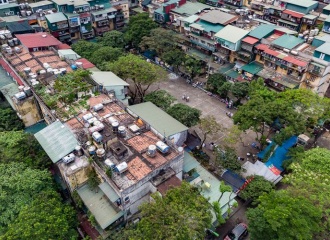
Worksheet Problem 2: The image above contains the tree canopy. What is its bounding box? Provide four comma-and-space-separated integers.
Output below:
0, 107, 24, 131
106, 54, 165, 103
162, 49, 186, 71
239, 175, 274, 202
167, 103, 201, 127
89, 46, 124, 69
96, 30, 126, 48
124, 13, 158, 47
0, 130, 51, 169
206, 73, 227, 94
121, 182, 212, 240
199, 116, 222, 148
1, 190, 77, 240
144, 90, 175, 111
183, 56, 203, 79
71, 40, 99, 59
231, 82, 249, 103
215, 146, 242, 173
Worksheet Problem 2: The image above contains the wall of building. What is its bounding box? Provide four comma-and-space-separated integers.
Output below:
103, 85, 126, 101
13, 96, 42, 127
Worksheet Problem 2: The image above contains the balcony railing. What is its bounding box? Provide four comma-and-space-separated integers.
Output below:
190, 39, 215, 52
57, 24, 69, 29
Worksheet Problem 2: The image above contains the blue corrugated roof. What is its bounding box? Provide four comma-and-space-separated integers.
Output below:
248, 24, 277, 39
196, 20, 224, 33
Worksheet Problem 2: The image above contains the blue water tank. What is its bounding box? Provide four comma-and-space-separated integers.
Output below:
71, 64, 77, 70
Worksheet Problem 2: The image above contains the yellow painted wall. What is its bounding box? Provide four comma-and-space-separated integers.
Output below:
13, 96, 41, 127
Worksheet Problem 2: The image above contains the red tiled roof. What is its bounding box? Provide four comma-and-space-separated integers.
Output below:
157, 175, 181, 196
283, 56, 307, 67
58, 43, 71, 49
78, 58, 95, 69
16, 32, 62, 49
255, 44, 268, 50
242, 36, 259, 45
0, 58, 24, 86
282, 10, 304, 19
264, 48, 280, 57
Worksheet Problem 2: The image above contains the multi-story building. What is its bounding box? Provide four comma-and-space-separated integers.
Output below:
281, 0, 318, 14
45, 12, 71, 43
219, 0, 244, 8
91, 7, 117, 36
278, 9, 304, 31
154, 0, 186, 24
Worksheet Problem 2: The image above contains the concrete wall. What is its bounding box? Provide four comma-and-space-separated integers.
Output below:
13, 96, 42, 127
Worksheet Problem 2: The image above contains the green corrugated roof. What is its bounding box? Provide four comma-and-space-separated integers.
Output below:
225, 69, 239, 79
0, 83, 19, 110
272, 34, 303, 50
195, 20, 224, 33
170, 2, 210, 16
128, 102, 188, 137
0, 3, 18, 10
248, 24, 277, 39
218, 64, 235, 74
99, 182, 120, 202
241, 61, 263, 75
183, 151, 200, 172
285, 0, 317, 8
45, 12, 67, 23
315, 42, 330, 55
77, 184, 124, 229
91, 71, 129, 87
34, 121, 78, 163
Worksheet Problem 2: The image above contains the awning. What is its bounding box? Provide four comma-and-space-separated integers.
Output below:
269, 78, 298, 89
141, 0, 151, 6
99, 182, 120, 202
241, 61, 263, 75
310, 61, 325, 68
225, 69, 240, 79
277, 19, 298, 27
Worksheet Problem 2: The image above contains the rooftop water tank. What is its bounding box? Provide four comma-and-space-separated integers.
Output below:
112, 121, 119, 132
71, 64, 77, 70
108, 116, 118, 125
87, 117, 97, 125
14, 47, 21, 53
104, 159, 115, 169
82, 113, 93, 122
118, 126, 126, 137
75, 145, 83, 156
39, 70, 46, 75
116, 162, 128, 173
147, 145, 157, 157
13, 38, 18, 45
14, 92, 26, 100
156, 141, 170, 154
62, 153, 75, 164
76, 62, 83, 68
18, 86, 24, 92
88, 145, 96, 155
96, 148, 105, 159
92, 131, 103, 143
93, 103, 104, 112
23, 87, 32, 97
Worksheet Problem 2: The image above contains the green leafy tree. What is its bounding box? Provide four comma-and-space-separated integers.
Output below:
239, 175, 274, 202
2, 190, 78, 240
0, 131, 51, 169
231, 82, 249, 104
247, 190, 322, 240
199, 116, 222, 148
71, 40, 99, 59
206, 73, 226, 94
215, 146, 241, 173
162, 49, 186, 72
183, 56, 203, 79
87, 167, 101, 191
167, 103, 201, 127
96, 30, 126, 48
144, 90, 175, 111
124, 13, 158, 47
122, 182, 212, 240
140, 28, 179, 57
106, 54, 165, 103
285, 148, 330, 238
90, 46, 124, 69
218, 82, 232, 98
0, 162, 53, 234
223, 125, 247, 148
0, 107, 24, 131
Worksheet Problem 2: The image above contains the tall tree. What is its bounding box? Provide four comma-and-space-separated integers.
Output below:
206, 73, 227, 94
96, 30, 126, 48
140, 28, 179, 57
120, 182, 212, 240
183, 56, 203, 79
247, 190, 322, 240
231, 82, 249, 104
0, 107, 24, 131
144, 90, 175, 111
218, 82, 232, 98
167, 103, 201, 127
162, 49, 186, 72
239, 175, 274, 202
0, 131, 51, 169
124, 13, 158, 47
2, 190, 78, 240
199, 116, 222, 148
0, 162, 53, 234
215, 146, 242, 173
71, 40, 99, 59
90, 46, 124, 69
106, 54, 165, 103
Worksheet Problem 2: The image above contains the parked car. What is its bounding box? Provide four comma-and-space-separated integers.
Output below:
224, 223, 248, 240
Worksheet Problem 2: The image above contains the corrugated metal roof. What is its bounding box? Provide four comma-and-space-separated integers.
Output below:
195, 20, 224, 33
183, 14, 199, 24
0, 3, 18, 10
284, 0, 318, 8
315, 42, 330, 55
0, 83, 19, 110
248, 24, 277, 39
34, 121, 78, 163
183, 151, 200, 172
91, 71, 129, 87
242, 36, 259, 45
282, 9, 305, 18
128, 102, 188, 137
45, 12, 67, 23
271, 34, 303, 50
241, 61, 263, 75
170, 2, 210, 16
215, 25, 249, 43
199, 10, 237, 25
77, 184, 124, 229
99, 182, 120, 202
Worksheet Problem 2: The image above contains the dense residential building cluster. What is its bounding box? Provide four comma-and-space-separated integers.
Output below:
1, 0, 330, 237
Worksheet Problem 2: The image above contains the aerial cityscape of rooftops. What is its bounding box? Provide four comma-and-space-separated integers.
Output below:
0, 0, 330, 239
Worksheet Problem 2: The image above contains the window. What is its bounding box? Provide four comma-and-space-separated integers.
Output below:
320, 53, 325, 60
124, 196, 130, 203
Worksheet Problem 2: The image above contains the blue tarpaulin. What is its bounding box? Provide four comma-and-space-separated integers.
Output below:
257, 141, 275, 160
264, 136, 297, 172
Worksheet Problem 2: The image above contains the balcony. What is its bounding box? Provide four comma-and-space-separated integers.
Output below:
190, 39, 215, 52
57, 23, 69, 29
69, 22, 80, 27
308, 62, 325, 76
94, 15, 108, 21
97, 20, 109, 27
